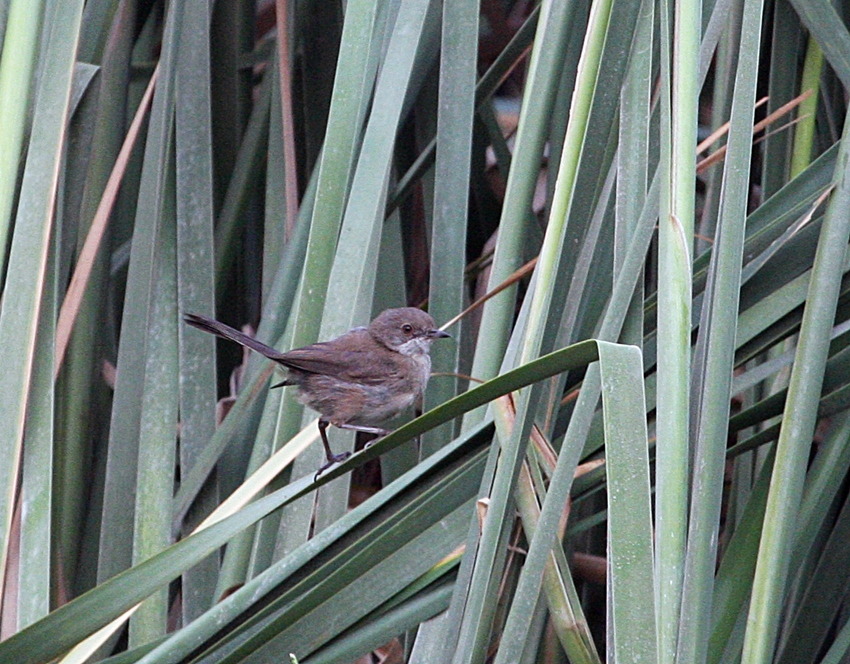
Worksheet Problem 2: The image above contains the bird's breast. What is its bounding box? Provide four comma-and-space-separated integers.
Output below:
410, 352, 431, 391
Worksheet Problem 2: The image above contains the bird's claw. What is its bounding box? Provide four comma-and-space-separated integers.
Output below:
313, 451, 352, 482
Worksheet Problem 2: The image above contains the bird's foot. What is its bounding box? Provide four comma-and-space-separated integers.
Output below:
313, 451, 352, 482
363, 435, 384, 450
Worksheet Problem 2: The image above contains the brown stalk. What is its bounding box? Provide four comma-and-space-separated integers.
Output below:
440, 256, 537, 332
695, 89, 814, 174
54, 64, 160, 378
275, 0, 299, 240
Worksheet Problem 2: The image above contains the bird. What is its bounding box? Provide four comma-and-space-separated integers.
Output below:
184, 307, 450, 474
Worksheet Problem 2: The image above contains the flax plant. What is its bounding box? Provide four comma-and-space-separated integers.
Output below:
2, 0, 850, 662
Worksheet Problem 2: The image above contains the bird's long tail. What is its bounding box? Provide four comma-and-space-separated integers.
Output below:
184, 313, 286, 362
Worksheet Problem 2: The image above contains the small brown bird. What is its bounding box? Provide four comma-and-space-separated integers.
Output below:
184, 308, 450, 472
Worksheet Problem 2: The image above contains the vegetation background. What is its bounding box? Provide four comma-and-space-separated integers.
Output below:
0, 0, 849, 662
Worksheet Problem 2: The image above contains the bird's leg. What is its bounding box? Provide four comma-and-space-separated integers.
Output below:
335, 423, 389, 437
334, 423, 391, 450
319, 419, 353, 462
314, 419, 352, 480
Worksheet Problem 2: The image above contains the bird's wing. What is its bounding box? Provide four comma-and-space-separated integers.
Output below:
279, 338, 397, 385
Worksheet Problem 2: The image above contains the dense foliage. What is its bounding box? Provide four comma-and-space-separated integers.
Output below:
0, 0, 849, 662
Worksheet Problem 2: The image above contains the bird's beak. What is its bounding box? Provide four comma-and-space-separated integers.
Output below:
428, 329, 452, 339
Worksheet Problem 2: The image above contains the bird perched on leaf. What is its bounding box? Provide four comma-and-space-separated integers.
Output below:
184, 307, 450, 474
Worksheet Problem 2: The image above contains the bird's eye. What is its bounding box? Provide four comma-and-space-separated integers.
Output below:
402, 324, 413, 334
